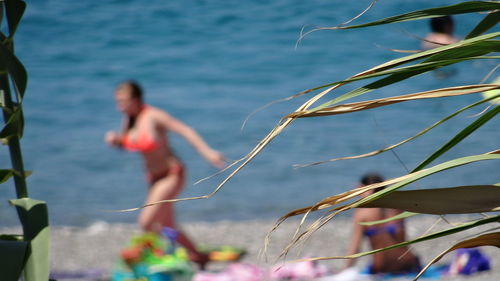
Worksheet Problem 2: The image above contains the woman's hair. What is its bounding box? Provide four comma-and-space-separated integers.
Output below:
361, 172, 385, 192
118, 80, 143, 102
430, 16, 454, 34
118, 80, 144, 130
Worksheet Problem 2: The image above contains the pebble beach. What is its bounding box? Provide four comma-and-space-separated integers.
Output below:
2, 215, 498, 281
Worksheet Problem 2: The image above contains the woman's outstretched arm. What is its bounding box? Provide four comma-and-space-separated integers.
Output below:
156, 109, 225, 168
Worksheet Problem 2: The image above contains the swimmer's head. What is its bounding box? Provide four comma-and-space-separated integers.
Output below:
360, 172, 386, 195
115, 80, 144, 115
430, 16, 454, 34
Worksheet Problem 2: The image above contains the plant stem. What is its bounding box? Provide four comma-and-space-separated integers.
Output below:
0, 73, 28, 198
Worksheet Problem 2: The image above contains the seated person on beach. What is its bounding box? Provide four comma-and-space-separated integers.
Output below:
421, 16, 458, 50
345, 173, 421, 274
105, 81, 225, 268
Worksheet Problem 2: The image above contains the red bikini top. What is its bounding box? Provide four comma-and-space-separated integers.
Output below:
121, 105, 159, 153
122, 131, 158, 153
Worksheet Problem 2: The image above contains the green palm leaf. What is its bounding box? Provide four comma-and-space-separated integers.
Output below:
360, 185, 500, 214
329, 1, 500, 30
415, 232, 500, 280
412, 105, 500, 172
466, 10, 500, 39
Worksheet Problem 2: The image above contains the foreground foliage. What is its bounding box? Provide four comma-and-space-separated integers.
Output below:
216, 1, 499, 279
0, 1, 51, 280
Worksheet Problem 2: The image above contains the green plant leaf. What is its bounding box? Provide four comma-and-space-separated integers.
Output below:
18, 103, 24, 137
0, 1, 4, 30
0, 239, 29, 281
4, 0, 26, 37
0, 87, 5, 108
10, 198, 50, 281
0, 41, 27, 100
424, 40, 499, 62
466, 11, 500, 39
0, 169, 13, 183
24, 227, 50, 281
415, 232, 500, 280
360, 185, 500, 214
331, 1, 500, 30
0, 234, 23, 241
0, 108, 22, 138
0, 169, 32, 183
412, 105, 500, 172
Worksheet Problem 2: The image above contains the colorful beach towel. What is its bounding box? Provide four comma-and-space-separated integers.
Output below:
318, 265, 448, 281
194, 263, 265, 281
269, 259, 329, 280
193, 259, 329, 281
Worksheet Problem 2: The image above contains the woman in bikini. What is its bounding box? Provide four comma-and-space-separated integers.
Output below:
105, 81, 225, 268
345, 173, 421, 274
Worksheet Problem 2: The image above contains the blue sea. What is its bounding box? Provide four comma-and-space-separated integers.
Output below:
1, 0, 498, 226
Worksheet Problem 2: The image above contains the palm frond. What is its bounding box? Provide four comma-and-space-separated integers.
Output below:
414, 232, 500, 280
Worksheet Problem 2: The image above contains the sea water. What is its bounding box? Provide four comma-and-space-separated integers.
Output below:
0, 0, 498, 226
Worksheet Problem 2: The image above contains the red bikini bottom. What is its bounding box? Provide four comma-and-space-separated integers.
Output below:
147, 164, 184, 185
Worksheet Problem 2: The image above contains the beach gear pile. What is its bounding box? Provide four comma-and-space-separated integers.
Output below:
111, 228, 194, 281
448, 248, 491, 276
194, 248, 492, 281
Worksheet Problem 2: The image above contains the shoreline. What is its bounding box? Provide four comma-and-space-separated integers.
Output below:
2, 216, 498, 280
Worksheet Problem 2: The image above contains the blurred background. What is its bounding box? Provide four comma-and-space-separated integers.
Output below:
0, 0, 498, 226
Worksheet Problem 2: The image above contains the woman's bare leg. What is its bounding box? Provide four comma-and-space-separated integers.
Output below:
138, 173, 180, 232
138, 173, 208, 268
